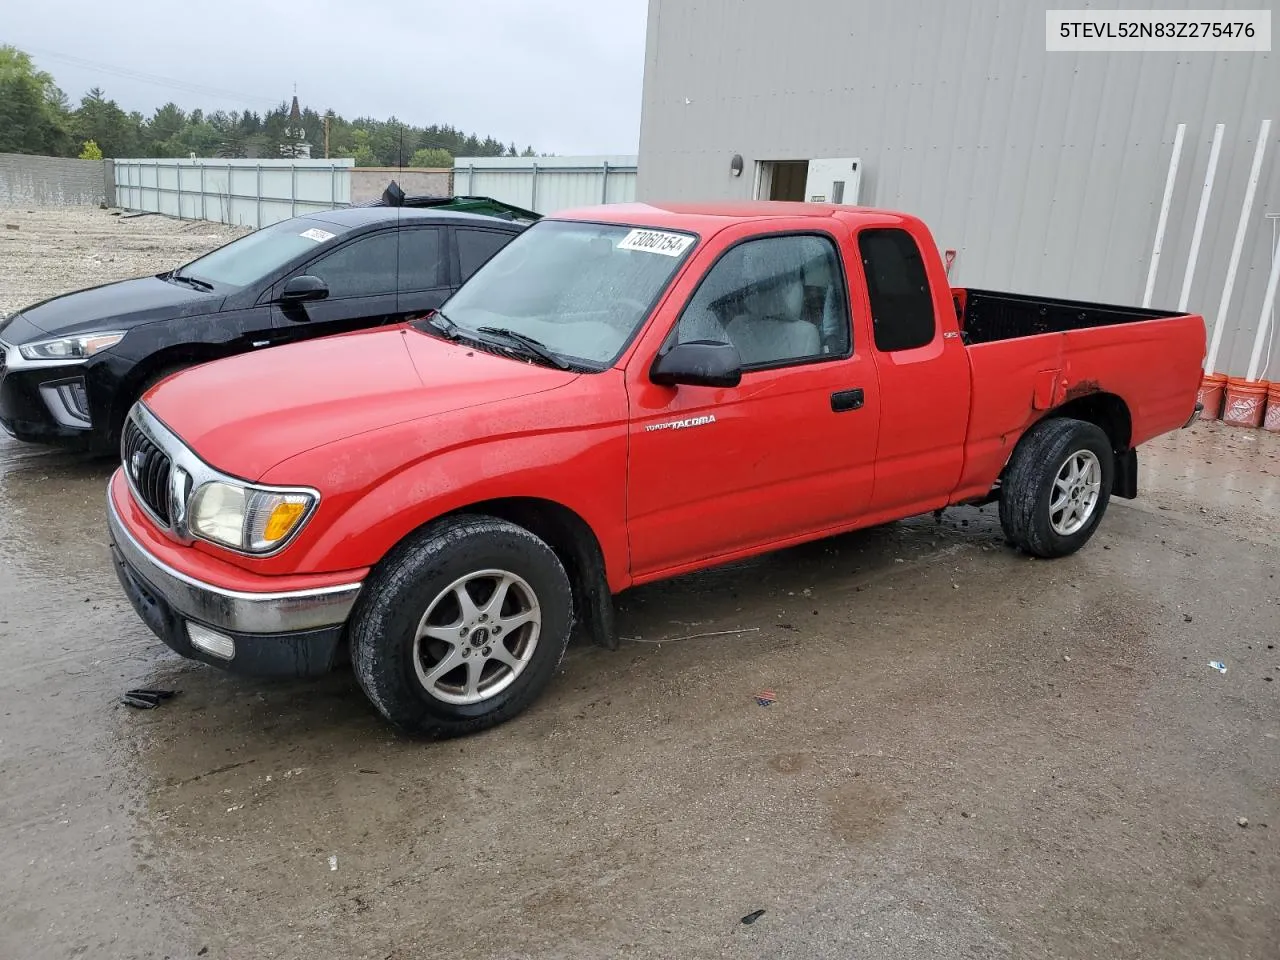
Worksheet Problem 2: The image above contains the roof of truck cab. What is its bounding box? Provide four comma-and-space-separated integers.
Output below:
550, 201, 911, 232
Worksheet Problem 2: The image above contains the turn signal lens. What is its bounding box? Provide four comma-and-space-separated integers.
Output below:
264, 501, 306, 542
245, 491, 314, 551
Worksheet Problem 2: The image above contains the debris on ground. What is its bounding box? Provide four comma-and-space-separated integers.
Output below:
1183, 614, 1194, 623
632, 627, 761, 644
121, 688, 179, 709
1237, 817, 1249, 828
1208, 661, 1228, 674
4, 224, 18, 231
755, 690, 777, 706
741, 909, 766, 925
328, 855, 339, 871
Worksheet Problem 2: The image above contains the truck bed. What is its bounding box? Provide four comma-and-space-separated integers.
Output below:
954, 288, 1181, 345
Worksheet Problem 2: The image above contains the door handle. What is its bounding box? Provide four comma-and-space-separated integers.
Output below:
830, 388, 864, 412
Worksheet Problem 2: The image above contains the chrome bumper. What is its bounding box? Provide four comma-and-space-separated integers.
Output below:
106, 489, 361, 634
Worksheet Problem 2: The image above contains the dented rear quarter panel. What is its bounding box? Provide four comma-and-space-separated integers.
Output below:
956, 312, 1206, 501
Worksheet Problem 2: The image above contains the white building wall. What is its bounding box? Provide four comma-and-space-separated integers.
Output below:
637, 0, 1280, 379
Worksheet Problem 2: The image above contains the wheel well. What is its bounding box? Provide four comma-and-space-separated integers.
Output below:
995, 391, 1136, 501
444, 497, 618, 649
108, 346, 225, 440
1048, 392, 1132, 452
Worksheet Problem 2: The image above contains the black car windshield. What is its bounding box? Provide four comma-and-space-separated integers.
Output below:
175, 218, 352, 288
435, 220, 698, 365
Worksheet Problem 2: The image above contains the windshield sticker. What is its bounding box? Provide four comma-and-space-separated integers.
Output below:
617, 229, 695, 257
299, 227, 335, 243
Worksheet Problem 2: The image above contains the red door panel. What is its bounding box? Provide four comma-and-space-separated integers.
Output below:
627, 359, 879, 578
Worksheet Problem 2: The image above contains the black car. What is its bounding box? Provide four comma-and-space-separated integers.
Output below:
0, 202, 530, 454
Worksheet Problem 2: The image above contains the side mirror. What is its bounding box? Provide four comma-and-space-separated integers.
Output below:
650, 340, 743, 388
279, 275, 329, 303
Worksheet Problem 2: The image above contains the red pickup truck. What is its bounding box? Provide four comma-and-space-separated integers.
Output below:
106, 202, 1205, 735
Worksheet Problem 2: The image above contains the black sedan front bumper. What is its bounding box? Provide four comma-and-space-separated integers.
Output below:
0, 343, 117, 452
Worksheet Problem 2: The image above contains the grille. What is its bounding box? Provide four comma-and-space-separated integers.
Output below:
122, 416, 172, 525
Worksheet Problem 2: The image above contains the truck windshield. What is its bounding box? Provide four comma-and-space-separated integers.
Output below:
436, 220, 698, 366
173, 218, 352, 288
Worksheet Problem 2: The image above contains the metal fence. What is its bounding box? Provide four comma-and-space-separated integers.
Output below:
453, 156, 637, 214
112, 158, 354, 228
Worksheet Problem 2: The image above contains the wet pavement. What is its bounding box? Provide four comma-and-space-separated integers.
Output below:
1, 420, 1277, 960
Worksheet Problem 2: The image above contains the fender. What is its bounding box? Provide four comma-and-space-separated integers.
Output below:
258, 411, 632, 592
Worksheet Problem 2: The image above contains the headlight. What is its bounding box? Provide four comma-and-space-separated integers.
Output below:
189, 481, 317, 553
19, 331, 127, 361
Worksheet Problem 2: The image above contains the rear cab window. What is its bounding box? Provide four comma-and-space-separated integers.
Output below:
858, 228, 936, 351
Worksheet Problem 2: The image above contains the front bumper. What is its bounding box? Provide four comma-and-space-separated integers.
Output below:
107, 488, 363, 677
0, 340, 108, 450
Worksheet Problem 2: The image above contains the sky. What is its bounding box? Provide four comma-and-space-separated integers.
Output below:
4, 0, 650, 155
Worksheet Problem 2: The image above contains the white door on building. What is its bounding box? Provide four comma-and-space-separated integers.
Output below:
804, 158, 861, 205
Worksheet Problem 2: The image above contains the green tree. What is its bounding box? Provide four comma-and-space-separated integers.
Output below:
0, 46, 537, 161
410, 147, 452, 168
0, 45, 71, 154
145, 102, 187, 156
73, 88, 141, 157
78, 139, 103, 160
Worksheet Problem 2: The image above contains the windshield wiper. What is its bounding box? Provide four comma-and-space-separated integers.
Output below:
476, 326, 571, 370
426, 309, 461, 340
168, 271, 214, 292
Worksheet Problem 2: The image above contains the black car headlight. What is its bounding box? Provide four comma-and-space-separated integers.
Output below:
19, 332, 126, 362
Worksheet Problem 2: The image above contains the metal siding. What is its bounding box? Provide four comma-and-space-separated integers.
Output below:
112, 159, 353, 228
452, 156, 637, 214
638, 0, 1280, 377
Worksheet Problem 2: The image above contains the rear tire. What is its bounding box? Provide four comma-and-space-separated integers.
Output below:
999, 418, 1114, 558
349, 515, 574, 737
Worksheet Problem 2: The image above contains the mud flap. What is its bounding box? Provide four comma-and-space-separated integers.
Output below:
1114, 449, 1138, 499
564, 532, 619, 650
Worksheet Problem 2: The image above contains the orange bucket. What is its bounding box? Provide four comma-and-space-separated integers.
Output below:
1222, 377, 1268, 428
1264, 381, 1280, 433
1197, 372, 1228, 421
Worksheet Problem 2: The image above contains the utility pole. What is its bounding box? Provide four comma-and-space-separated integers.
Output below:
324, 114, 330, 159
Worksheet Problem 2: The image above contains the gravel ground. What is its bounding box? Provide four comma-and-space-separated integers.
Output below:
0, 206, 248, 316
1, 207, 1278, 960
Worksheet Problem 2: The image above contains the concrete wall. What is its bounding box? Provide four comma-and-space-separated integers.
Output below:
637, 0, 1280, 379
0, 154, 110, 206
350, 168, 453, 204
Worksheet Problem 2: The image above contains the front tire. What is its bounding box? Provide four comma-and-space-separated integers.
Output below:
999, 418, 1114, 558
349, 515, 574, 737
